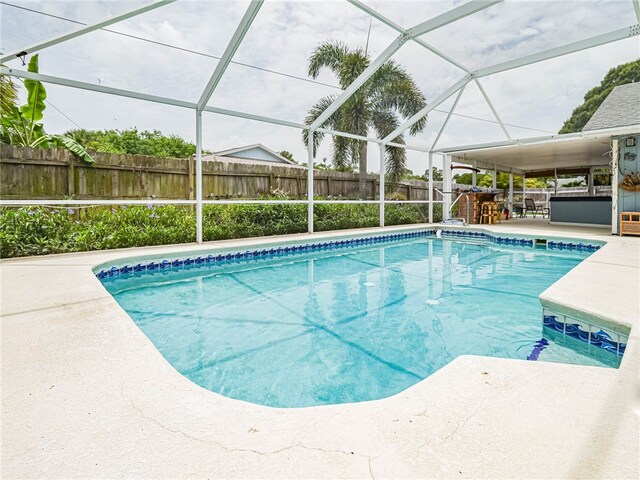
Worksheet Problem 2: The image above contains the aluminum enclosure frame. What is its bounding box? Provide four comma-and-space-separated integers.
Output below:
2, 0, 638, 241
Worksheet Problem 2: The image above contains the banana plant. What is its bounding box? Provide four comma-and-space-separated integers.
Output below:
0, 55, 94, 163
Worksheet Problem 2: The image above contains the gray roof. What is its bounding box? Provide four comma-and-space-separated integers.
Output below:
582, 82, 640, 131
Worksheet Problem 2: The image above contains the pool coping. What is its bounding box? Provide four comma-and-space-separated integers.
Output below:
2, 223, 639, 479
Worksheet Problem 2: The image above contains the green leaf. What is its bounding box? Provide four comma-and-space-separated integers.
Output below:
19, 54, 47, 126
49, 134, 95, 164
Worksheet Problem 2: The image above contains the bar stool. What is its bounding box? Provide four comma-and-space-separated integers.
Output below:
480, 202, 500, 224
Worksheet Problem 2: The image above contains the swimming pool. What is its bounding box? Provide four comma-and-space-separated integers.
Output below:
99, 231, 623, 408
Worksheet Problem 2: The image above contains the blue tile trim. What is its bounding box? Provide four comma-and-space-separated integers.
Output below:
94, 229, 602, 281
543, 314, 626, 357
96, 230, 434, 280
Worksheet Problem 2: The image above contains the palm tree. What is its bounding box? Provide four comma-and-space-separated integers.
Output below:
303, 41, 427, 199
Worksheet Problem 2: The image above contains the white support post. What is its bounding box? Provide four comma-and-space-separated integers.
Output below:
195, 110, 203, 244
197, 0, 263, 110
611, 138, 620, 235
492, 165, 497, 189
0, 0, 176, 64
428, 152, 434, 223
634, 0, 640, 23
443, 154, 452, 220
379, 144, 385, 227
307, 131, 315, 233
311, 0, 501, 131
508, 172, 514, 216
522, 173, 526, 211
472, 160, 477, 187
431, 84, 467, 151
588, 167, 595, 195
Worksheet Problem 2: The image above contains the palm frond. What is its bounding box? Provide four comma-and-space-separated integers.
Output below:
308, 41, 351, 80
302, 95, 341, 156
331, 135, 351, 171
369, 61, 427, 136
371, 110, 407, 185
384, 143, 407, 186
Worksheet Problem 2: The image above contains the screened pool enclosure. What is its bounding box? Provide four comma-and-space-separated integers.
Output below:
2, 0, 639, 242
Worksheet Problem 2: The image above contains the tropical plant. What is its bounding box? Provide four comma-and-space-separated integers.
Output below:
0, 70, 18, 144
302, 41, 427, 199
559, 59, 640, 133
0, 70, 18, 117
0, 55, 94, 163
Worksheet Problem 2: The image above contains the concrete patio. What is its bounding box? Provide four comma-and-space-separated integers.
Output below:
1, 224, 638, 479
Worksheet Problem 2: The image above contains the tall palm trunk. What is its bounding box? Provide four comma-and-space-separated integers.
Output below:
358, 141, 368, 200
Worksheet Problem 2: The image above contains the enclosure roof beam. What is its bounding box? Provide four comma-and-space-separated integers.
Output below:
633, 0, 640, 24
0, 66, 430, 152
197, 0, 263, 111
433, 124, 640, 153
409, 0, 502, 38
0, 66, 197, 109
388, 24, 639, 141
202, 105, 305, 130
0, 0, 176, 64
382, 75, 473, 144
347, 0, 513, 142
309, 0, 502, 131
476, 24, 640, 77
474, 79, 511, 139
347, 0, 511, 144
346, 0, 470, 73
430, 84, 467, 151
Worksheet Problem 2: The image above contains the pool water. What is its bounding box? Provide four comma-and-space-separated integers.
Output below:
103, 237, 620, 407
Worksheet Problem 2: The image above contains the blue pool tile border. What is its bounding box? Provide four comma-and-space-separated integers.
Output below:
542, 310, 627, 357
95, 228, 602, 281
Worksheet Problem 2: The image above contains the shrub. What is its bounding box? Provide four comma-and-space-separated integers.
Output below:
0, 201, 439, 258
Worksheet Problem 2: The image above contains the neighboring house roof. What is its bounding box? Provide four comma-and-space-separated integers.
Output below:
201, 153, 306, 169
582, 82, 640, 131
211, 144, 298, 165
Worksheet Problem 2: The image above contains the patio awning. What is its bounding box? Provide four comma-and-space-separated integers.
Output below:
434, 125, 640, 177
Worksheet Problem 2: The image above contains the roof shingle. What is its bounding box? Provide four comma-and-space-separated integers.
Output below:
582, 82, 640, 131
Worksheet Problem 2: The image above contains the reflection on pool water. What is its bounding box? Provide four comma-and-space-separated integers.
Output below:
102, 236, 621, 408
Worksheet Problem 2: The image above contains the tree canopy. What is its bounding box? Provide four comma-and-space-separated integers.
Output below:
67, 128, 200, 158
559, 59, 640, 134
453, 172, 548, 189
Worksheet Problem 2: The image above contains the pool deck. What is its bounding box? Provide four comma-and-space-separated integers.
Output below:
1, 222, 639, 479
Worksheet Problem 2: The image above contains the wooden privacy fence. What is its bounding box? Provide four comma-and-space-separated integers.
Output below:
0, 145, 444, 202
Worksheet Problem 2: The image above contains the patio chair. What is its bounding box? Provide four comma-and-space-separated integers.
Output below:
524, 198, 549, 219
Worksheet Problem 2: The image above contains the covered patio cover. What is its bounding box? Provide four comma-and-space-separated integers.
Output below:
434, 125, 639, 178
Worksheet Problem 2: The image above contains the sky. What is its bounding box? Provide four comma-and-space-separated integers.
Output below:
1, 0, 639, 174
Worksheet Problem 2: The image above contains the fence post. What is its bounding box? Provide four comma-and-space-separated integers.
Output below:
67, 158, 75, 197
188, 155, 195, 200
